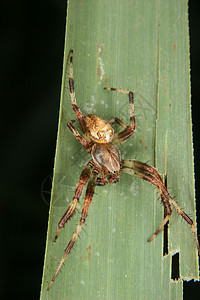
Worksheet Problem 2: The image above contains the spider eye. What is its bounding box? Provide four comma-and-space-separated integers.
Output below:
85, 114, 114, 143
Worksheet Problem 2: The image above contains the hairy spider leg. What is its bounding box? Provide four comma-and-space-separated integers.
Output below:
96, 168, 121, 186
54, 160, 94, 242
122, 159, 200, 255
169, 197, 200, 256
104, 88, 135, 144
147, 191, 171, 242
122, 159, 163, 182
48, 167, 99, 291
67, 120, 92, 152
122, 162, 172, 216
121, 159, 168, 237
108, 117, 128, 129
69, 50, 87, 135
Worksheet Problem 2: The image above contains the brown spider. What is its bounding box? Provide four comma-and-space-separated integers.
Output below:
47, 50, 200, 290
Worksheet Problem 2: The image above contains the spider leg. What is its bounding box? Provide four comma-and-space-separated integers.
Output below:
122, 160, 172, 216
108, 117, 128, 129
122, 159, 163, 181
48, 167, 99, 291
67, 120, 92, 152
147, 192, 171, 242
54, 160, 94, 242
96, 169, 121, 186
96, 168, 106, 185
122, 159, 200, 255
104, 88, 135, 144
169, 197, 200, 256
69, 50, 87, 135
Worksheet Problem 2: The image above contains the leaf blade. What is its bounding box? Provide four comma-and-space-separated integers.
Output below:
40, 0, 198, 299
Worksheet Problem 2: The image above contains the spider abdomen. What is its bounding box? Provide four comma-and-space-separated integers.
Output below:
91, 143, 121, 173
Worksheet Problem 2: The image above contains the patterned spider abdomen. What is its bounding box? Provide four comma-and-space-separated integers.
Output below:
91, 143, 121, 173
85, 114, 114, 143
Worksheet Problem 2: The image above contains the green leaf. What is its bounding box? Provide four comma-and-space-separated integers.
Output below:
40, 0, 199, 299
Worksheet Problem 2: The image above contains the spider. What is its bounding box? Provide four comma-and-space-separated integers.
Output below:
47, 50, 200, 290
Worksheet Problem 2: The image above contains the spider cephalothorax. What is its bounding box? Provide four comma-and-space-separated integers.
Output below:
47, 50, 200, 291
84, 114, 121, 174
85, 114, 114, 143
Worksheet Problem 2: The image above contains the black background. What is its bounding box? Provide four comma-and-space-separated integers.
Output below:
1, 1, 200, 299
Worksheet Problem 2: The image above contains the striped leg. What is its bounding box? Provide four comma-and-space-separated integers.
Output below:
108, 117, 128, 129
122, 159, 200, 255
69, 50, 87, 134
104, 88, 136, 144
48, 167, 99, 291
54, 160, 94, 242
147, 192, 171, 242
122, 159, 172, 216
169, 197, 200, 256
122, 159, 163, 182
67, 120, 91, 152
96, 169, 121, 186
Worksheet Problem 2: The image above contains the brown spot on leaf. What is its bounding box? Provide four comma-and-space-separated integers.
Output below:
87, 243, 91, 260
173, 43, 176, 51
96, 66, 100, 76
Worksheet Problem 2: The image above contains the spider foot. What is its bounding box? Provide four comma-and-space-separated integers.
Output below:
147, 214, 171, 242
54, 227, 61, 242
